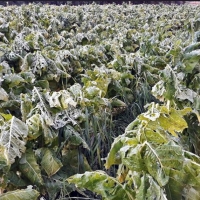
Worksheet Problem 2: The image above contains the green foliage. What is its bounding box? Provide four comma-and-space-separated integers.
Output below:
0, 186, 39, 200
69, 104, 200, 200
0, 2, 200, 199
19, 149, 44, 186
68, 171, 135, 200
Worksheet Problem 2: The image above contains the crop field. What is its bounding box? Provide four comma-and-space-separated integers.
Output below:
0, 2, 200, 200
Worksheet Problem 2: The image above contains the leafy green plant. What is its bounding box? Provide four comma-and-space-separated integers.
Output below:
68, 103, 200, 200
0, 2, 200, 199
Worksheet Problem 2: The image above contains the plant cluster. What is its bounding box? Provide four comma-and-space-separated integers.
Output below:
0, 2, 199, 200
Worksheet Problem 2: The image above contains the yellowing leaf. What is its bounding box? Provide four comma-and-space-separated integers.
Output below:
0, 187, 39, 200
41, 148, 63, 177
0, 112, 12, 121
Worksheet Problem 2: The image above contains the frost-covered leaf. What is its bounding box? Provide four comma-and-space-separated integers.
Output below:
68, 171, 135, 200
69, 83, 82, 98
3, 74, 25, 88
0, 116, 28, 164
40, 117, 57, 145
176, 87, 197, 102
47, 90, 77, 109
0, 87, 8, 101
31, 51, 47, 76
32, 87, 54, 126
183, 49, 200, 73
44, 172, 75, 200
26, 114, 42, 140
139, 104, 191, 137
119, 144, 145, 172
144, 142, 184, 187
7, 171, 28, 187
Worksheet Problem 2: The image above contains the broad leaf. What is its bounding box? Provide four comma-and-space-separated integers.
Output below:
119, 144, 145, 172
143, 142, 184, 187
44, 170, 75, 200
0, 187, 39, 200
20, 93, 32, 122
41, 148, 63, 177
105, 136, 124, 169
46, 90, 77, 109
68, 171, 135, 200
7, 171, 28, 187
0, 88, 8, 101
0, 116, 28, 164
0, 145, 9, 169
26, 114, 42, 140
32, 87, 54, 126
3, 74, 25, 89
63, 125, 89, 150
19, 149, 44, 186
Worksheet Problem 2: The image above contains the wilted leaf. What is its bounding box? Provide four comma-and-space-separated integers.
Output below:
68, 171, 135, 200
105, 136, 123, 169
63, 125, 89, 150
7, 171, 28, 187
19, 149, 44, 186
41, 148, 63, 177
0, 187, 39, 200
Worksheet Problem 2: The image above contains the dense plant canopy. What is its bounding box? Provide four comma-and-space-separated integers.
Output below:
0, 2, 199, 199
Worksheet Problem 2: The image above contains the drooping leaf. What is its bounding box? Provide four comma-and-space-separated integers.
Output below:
68, 171, 135, 200
62, 147, 91, 176
41, 148, 63, 177
19, 149, 44, 186
105, 136, 124, 169
0, 187, 39, 200
44, 173, 75, 200
7, 171, 28, 188
40, 117, 57, 145
183, 49, 200, 73
63, 125, 89, 150
144, 142, 168, 187
31, 51, 47, 76
139, 104, 191, 137
145, 175, 167, 200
